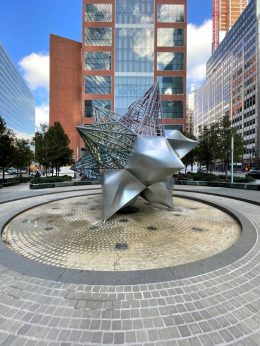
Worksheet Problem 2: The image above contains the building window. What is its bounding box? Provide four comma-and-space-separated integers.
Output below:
85, 100, 111, 117
85, 76, 112, 94
157, 52, 184, 71
114, 76, 153, 114
157, 28, 184, 47
85, 51, 112, 70
158, 77, 184, 95
86, 3, 112, 22
115, 28, 154, 73
165, 125, 184, 131
85, 27, 112, 46
162, 101, 183, 118
116, 0, 154, 24
157, 4, 185, 23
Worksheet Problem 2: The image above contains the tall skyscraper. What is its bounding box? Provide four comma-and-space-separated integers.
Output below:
0, 44, 35, 138
195, 0, 260, 169
50, 0, 187, 159
212, 0, 248, 51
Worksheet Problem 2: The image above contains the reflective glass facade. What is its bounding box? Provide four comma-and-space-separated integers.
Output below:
157, 52, 184, 71
158, 77, 184, 95
114, 0, 154, 114
157, 28, 184, 47
116, 0, 154, 24
83, 0, 186, 130
115, 76, 153, 114
85, 27, 112, 46
85, 51, 112, 70
85, 76, 112, 94
194, 0, 260, 168
85, 99, 111, 117
165, 124, 184, 130
0, 44, 35, 137
157, 4, 184, 22
162, 101, 183, 118
115, 28, 154, 73
86, 3, 112, 22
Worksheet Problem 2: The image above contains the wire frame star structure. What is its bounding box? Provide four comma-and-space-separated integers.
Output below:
72, 82, 197, 221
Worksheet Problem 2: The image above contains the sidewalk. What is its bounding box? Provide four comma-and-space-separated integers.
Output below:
174, 184, 260, 205
0, 182, 101, 204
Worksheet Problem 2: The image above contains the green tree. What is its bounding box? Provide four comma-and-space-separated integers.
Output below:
181, 131, 198, 173
33, 122, 73, 176
12, 139, 34, 178
46, 122, 73, 176
196, 123, 220, 172
217, 116, 244, 178
0, 116, 15, 181
33, 124, 49, 175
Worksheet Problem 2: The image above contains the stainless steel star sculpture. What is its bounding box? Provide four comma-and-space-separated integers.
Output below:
72, 82, 197, 221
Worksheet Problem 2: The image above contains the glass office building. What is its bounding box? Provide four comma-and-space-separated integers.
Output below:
0, 44, 35, 137
83, 0, 187, 131
212, 0, 248, 51
194, 0, 260, 168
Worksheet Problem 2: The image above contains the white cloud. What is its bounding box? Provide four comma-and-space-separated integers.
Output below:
187, 19, 212, 88
14, 131, 34, 141
35, 103, 49, 129
19, 53, 49, 90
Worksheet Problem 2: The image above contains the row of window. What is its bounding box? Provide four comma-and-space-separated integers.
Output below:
84, 76, 184, 95
85, 99, 183, 119
85, 3, 185, 23
85, 51, 184, 71
85, 27, 184, 47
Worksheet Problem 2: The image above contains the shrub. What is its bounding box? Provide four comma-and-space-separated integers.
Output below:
0, 176, 32, 183
31, 175, 72, 184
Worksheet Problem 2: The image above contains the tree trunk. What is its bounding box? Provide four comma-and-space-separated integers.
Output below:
224, 162, 228, 180
2, 166, 5, 181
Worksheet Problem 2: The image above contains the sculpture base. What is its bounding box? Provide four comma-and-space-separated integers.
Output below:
2, 195, 241, 271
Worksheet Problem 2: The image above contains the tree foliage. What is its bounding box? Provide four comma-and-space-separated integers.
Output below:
34, 122, 73, 175
0, 116, 15, 180
181, 131, 198, 172
217, 116, 244, 176
12, 139, 34, 177
196, 116, 244, 176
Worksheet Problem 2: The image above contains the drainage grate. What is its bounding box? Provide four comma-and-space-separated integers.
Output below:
147, 226, 157, 231
89, 225, 98, 231
44, 227, 54, 231
119, 219, 129, 223
115, 242, 128, 250
192, 227, 206, 232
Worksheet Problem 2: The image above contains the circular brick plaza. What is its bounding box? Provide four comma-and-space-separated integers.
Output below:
0, 185, 259, 345
2, 196, 240, 272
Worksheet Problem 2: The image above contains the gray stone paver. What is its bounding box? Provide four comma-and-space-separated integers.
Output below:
0, 187, 259, 345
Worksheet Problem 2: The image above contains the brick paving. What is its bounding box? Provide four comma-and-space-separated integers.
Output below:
0, 186, 259, 345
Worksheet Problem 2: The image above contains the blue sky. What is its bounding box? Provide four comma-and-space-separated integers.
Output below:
0, 0, 212, 126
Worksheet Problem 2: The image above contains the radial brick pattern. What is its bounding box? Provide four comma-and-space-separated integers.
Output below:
2, 196, 240, 271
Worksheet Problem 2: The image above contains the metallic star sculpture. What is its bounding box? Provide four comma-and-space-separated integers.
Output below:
72, 82, 197, 221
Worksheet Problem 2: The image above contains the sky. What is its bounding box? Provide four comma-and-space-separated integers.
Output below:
0, 0, 212, 128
